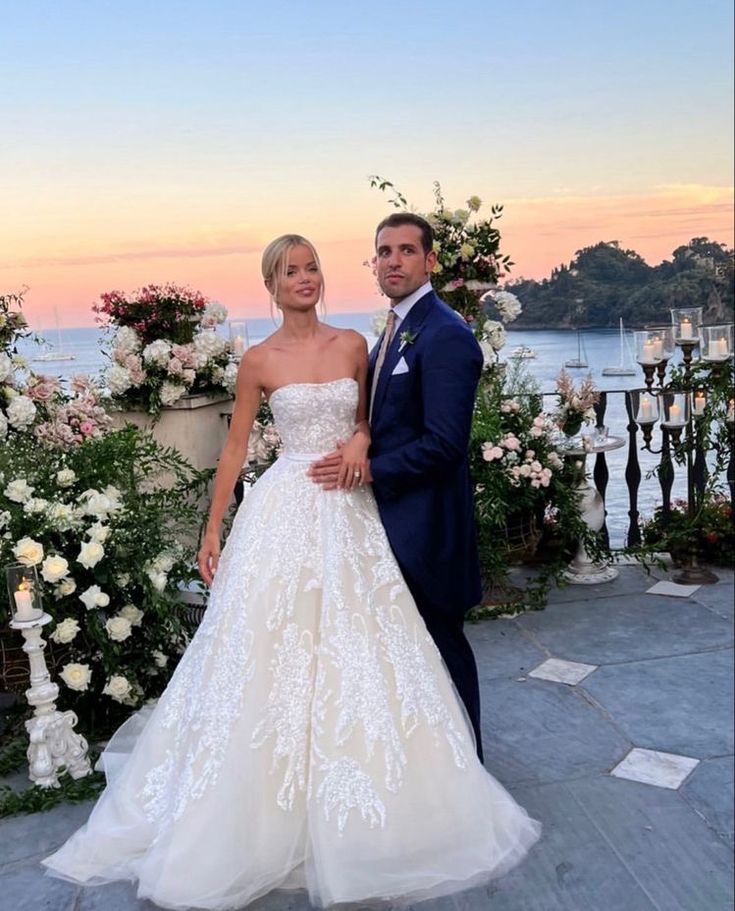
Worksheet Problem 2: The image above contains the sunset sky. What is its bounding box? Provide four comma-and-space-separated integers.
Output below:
1, 0, 733, 329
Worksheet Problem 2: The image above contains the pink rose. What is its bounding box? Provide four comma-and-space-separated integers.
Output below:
80, 421, 94, 435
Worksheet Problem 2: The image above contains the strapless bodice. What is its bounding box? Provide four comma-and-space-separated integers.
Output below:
269, 377, 358, 456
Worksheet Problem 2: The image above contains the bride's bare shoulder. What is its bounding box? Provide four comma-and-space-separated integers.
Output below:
323, 325, 367, 353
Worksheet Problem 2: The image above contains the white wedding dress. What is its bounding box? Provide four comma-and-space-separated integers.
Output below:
43, 377, 540, 910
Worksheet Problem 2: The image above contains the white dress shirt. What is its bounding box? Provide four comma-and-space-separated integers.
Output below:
389, 281, 433, 335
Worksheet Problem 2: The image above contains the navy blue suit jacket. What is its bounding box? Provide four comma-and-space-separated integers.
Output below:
368, 290, 483, 616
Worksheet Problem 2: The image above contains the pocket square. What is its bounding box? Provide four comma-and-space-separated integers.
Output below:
392, 356, 409, 376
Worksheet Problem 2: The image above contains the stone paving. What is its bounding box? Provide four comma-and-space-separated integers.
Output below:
1, 564, 733, 911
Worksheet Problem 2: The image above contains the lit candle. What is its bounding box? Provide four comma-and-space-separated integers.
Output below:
13, 581, 36, 622
667, 403, 684, 426
651, 336, 663, 359
679, 318, 693, 340
232, 335, 245, 358
709, 337, 728, 360
639, 341, 656, 364
693, 393, 706, 416
637, 395, 655, 424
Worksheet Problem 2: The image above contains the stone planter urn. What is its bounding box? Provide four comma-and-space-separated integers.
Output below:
109, 392, 234, 473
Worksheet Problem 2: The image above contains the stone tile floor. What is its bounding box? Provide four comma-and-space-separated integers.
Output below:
1, 564, 733, 911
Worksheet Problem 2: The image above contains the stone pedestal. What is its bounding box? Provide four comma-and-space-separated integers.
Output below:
110, 393, 234, 473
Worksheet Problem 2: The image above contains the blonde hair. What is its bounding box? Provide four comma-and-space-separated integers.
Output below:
261, 234, 325, 312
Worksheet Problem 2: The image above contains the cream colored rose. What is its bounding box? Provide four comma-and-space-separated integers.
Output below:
103, 674, 132, 703
105, 616, 133, 642
60, 662, 92, 692
50, 618, 80, 644
115, 572, 130, 587
77, 540, 104, 569
152, 649, 168, 668
54, 577, 77, 599
87, 522, 110, 543
119, 604, 144, 626
55, 469, 77, 487
41, 554, 70, 583
79, 584, 110, 611
13, 536, 44, 566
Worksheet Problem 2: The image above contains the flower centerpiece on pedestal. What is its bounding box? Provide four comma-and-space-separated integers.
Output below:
554, 369, 600, 442
94, 284, 238, 416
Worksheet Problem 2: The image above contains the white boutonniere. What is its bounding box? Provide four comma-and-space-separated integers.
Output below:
398, 330, 418, 352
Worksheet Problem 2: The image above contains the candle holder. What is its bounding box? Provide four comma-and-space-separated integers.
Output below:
671, 306, 703, 346
629, 388, 660, 450
6, 564, 44, 623
228, 320, 250, 360
5, 569, 91, 788
645, 325, 675, 386
660, 391, 689, 431
701, 324, 734, 364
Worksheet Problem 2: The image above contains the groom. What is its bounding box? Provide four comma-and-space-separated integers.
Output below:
313, 213, 485, 759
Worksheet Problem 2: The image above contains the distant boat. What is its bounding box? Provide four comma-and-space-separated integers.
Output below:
509, 345, 538, 360
602, 318, 637, 376
33, 307, 76, 362
564, 329, 588, 368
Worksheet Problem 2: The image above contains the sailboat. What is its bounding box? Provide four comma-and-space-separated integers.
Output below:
564, 329, 588, 368
34, 307, 76, 362
602, 318, 637, 376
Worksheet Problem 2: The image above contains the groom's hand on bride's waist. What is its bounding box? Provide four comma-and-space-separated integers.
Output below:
308, 449, 372, 490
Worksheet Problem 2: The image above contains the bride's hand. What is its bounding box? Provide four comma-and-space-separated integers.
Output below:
337, 432, 369, 490
198, 529, 221, 586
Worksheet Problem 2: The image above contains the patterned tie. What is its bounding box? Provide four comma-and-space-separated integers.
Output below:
369, 309, 397, 421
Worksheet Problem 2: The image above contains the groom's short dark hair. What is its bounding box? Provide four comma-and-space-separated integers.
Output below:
375, 213, 434, 256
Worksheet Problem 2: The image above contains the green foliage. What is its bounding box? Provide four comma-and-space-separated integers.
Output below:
508, 238, 734, 328
0, 427, 211, 738
641, 495, 734, 567
0, 755, 105, 819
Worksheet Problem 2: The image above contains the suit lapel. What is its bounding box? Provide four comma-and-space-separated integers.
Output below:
372, 290, 436, 422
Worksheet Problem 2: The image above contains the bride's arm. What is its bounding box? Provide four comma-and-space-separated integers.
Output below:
336, 334, 370, 488
198, 350, 263, 584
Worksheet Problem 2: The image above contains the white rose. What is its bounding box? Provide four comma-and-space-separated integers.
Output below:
87, 522, 110, 543
41, 554, 70, 583
54, 577, 77, 599
6, 395, 37, 429
152, 649, 169, 668
0, 352, 13, 383
119, 604, 144, 626
60, 662, 92, 692
103, 674, 133, 703
115, 572, 131, 587
0, 510, 11, 529
79, 584, 110, 611
151, 553, 175, 573
105, 364, 133, 396
160, 381, 185, 406
55, 468, 77, 488
4, 478, 34, 503
201, 301, 228, 327
105, 615, 133, 642
0, 411, 7, 438
46, 502, 76, 530
147, 569, 168, 592
13, 536, 44, 566
81, 490, 112, 518
142, 339, 172, 367
50, 617, 80, 644
102, 485, 122, 510
77, 540, 104, 569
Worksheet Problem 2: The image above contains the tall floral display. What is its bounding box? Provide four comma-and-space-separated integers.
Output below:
95, 284, 239, 415
0, 291, 210, 737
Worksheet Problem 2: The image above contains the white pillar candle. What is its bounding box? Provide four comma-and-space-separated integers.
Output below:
637, 395, 654, 424
709, 337, 728, 359
693, 393, 706, 415
651, 337, 663, 359
667, 403, 683, 426
639, 342, 656, 364
679, 319, 693, 340
13, 585, 36, 621
232, 335, 245, 357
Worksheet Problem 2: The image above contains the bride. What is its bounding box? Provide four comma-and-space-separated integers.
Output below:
43, 235, 540, 909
